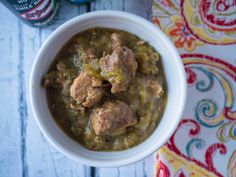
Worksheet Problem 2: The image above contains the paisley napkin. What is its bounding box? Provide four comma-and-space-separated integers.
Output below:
152, 1, 236, 176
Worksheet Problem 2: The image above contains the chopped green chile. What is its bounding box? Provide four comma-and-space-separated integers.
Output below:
82, 59, 101, 78
100, 68, 125, 84
43, 27, 167, 151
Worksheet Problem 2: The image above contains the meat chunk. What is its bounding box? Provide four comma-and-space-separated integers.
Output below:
138, 77, 163, 105
111, 33, 123, 49
91, 100, 137, 136
70, 71, 104, 108
127, 76, 164, 117
126, 76, 164, 133
99, 46, 137, 93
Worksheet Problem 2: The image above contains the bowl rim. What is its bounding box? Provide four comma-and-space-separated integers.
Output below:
29, 10, 187, 167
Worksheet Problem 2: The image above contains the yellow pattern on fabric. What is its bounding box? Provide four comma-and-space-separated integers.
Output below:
156, 146, 218, 177
183, 0, 236, 44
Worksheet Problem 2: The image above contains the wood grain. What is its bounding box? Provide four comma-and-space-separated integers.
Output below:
0, 6, 22, 177
0, 0, 154, 176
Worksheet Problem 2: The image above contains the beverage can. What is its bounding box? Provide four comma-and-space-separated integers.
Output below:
1, 0, 60, 27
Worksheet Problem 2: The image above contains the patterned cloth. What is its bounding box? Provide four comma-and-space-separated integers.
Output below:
152, 1, 236, 176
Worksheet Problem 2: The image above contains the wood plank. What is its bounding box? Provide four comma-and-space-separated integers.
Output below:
95, 157, 154, 177
19, 1, 90, 177
90, 0, 154, 177
90, 0, 124, 11
90, 0, 152, 20
123, 0, 152, 20
0, 5, 23, 177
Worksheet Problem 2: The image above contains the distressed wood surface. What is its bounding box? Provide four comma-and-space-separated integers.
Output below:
0, 0, 153, 177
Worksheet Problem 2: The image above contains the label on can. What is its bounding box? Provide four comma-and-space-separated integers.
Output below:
5, 0, 59, 26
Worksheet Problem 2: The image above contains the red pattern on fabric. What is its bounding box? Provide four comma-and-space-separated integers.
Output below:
178, 171, 186, 177
180, 0, 236, 45
200, 0, 236, 29
181, 53, 236, 122
224, 107, 236, 120
205, 144, 227, 172
181, 54, 236, 81
185, 67, 197, 85
156, 160, 170, 177
166, 118, 225, 177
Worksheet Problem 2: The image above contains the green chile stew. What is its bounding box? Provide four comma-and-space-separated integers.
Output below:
43, 28, 167, 151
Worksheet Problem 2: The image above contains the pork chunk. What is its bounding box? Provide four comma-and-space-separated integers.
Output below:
70, 71, 104, 108
91, 100, 137, 136
138, 76, 163, 105
127, 75, 164, 118
99, 46, 137, 93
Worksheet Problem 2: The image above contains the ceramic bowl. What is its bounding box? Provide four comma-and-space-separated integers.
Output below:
29, 10, 187, 167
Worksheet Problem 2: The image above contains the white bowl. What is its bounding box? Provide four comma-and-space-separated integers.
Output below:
29, 10, 186, 167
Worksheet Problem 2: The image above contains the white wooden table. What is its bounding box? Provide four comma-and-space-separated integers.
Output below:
0, 0, 154, 176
